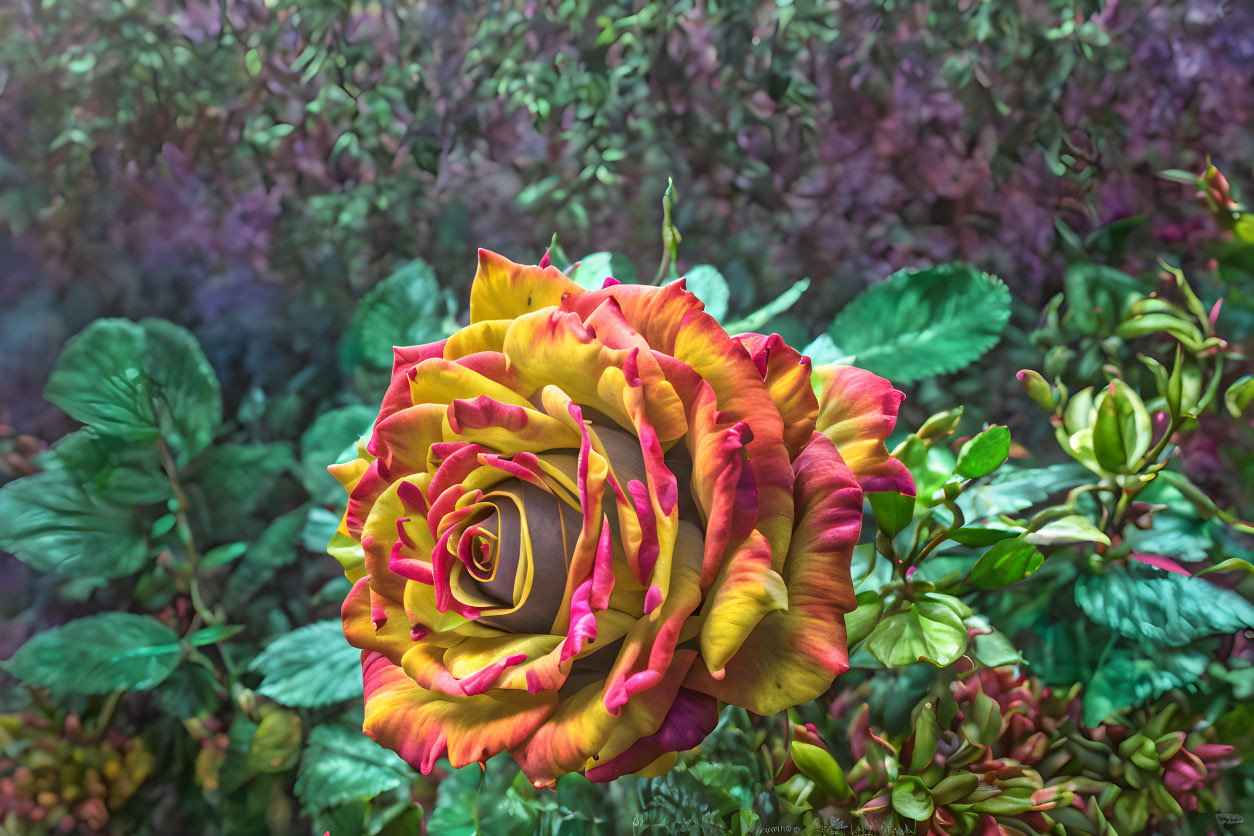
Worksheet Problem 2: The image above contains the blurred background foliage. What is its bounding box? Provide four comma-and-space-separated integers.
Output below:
3, 0, 1254, 834
3, 0, 1252, 439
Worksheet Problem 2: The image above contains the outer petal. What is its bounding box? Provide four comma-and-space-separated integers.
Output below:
341, 577, 420, 665
407, 357, 534, 411
567, 282, 797, 571
585, 686, 718, 782
469, 249, 583, 324
698, 530, 787, 676
378, 341, 448, 423
685, 433, 861, 714
734, 333, 818, 459
360, 651, 557, 773
508, 683, 616, 786
813, 365, 914, 496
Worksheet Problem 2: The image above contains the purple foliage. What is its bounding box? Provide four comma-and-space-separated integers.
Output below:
1, 0, 1252, 440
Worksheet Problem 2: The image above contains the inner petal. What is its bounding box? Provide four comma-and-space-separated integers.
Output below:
469, 478, 583, 635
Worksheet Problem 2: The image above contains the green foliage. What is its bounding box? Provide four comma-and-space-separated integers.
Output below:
426, 756, 541, 836
1083, 648, 1210, 727
223, 507, 310, 610
967, 536, 1045, 588
299, 405, 375, 504
0, 469, 147, 576
809, 264, 1011, 382
676, 265, 730, 321
1, 613, 181, 694
1075, 565, 1254, 647
566, 252, 640, 289
40, 430, 172, 504
890, 774, 934, 821
723, 278, 811, 335
43, 319, 222, 462
789, 741, 850, 802
954, 425, 1011, 479
339, 259, 458, 381
248, 706, 303, 773
866, 593, 971, 668
295, 724, 413, 811
249, 620, 363, 708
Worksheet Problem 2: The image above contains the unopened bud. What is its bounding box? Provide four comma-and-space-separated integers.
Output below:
917, 407, 963, 442
1017, 369, 1056, 411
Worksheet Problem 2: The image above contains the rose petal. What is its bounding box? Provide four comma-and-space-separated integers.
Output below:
685, 433, 861, 714
360, 650, 556, 773
469, 249, 583, 323
814, 365, 914, 497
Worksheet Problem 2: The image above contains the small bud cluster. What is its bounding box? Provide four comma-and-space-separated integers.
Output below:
781, 664, 1235, 833
0, 711, 153, 835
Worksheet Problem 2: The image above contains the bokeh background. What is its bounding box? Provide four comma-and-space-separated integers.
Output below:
4, 0, 1252, 440
3, 1, 1254, 833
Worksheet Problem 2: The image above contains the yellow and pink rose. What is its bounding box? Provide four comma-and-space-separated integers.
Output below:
327, 250, 912, 786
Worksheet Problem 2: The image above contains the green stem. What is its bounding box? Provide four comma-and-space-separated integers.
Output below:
1135, 416, 1180, 474
157, 437, 218, 626
650, 178, 680, 285
92, 690, 123, 741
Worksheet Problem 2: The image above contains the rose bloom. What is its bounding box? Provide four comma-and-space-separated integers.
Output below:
328, 251, 912, 785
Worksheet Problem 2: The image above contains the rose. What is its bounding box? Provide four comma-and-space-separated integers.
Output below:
327, 250, 913, 786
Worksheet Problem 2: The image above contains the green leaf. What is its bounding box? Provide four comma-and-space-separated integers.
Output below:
299, 404, 374, 503
723, 277, 810, 334
675, 265, 730, 321
248, 707, 302, 773
1, 613, 180, 694
866, 593, 970, 667
1115, 313, 1204, 351
152, 663, 222, 719
967, 536, 1044, 589
1092, 380, 1152, 472
825, 264, 1011, 382
200, 541, 249, 569
789, 741, 851, 801
248, 620, 363, 708
295, 724, 412, 812
1157, 169, 1203, 186
1025, 514, 1110, 546
955, 425, 1011, 479
891, 775, 934, 821
186, 624, 244, 647
39, 430, 171, 505
1226, 374, 1254, 417
222, 506, 308, 608
845, 591, 883, 647
868, 491, 915, 538
43, 318, 221, 460
188, 442, 295, 537
960, 463, 1089, 518
564, 251, 638, 289
1200, 557, 1254, 577
971, 628, 1024, 667
1082, 647, 1209, 726
427, 755, 539, 836
0, 470, 147, 576
949, 526, 1018, 547
245, 48, 262, 76
1075, 565, 1254, 647
339, 259, 457, 375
